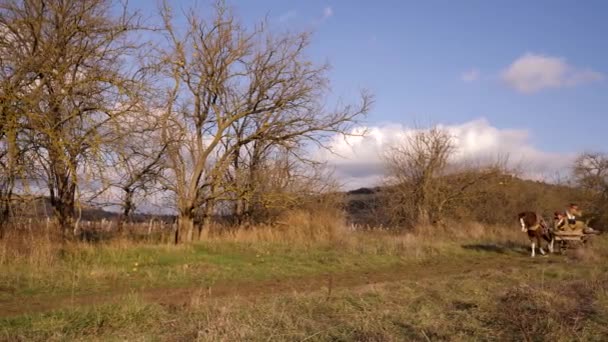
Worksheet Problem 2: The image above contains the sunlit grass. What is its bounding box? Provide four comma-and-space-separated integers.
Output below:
2, 214, 608, 341
3, 252, 607, 341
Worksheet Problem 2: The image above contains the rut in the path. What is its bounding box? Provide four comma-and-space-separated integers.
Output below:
0, 254, 541, 318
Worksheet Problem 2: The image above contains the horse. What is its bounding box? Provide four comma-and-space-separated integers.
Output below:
518, 211, 554, 257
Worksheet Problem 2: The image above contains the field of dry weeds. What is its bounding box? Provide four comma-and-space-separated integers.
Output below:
1, 216, 607, 341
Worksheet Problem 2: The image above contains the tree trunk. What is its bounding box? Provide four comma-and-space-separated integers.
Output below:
1, 126, 18, 240
118, 188, 134, 234
49, 181, 76, 241
235, 199, 246, 224
0, 193, 11, 240
173, 221, 179, 244
53, 200, 75, 241
185, 216, 194, 242
176, 210, 195, 244
48, 147, 77, 241
176, 214, 194, 243
198, 201, 215, 240
52, 197, 74, 241
0, 213, 6, 240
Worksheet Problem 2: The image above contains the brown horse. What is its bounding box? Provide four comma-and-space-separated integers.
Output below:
518, 211, 554, 257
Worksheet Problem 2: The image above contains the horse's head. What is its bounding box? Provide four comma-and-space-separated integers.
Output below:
517, 212, 528, 232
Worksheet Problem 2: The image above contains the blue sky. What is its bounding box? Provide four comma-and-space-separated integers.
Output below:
258, 0, 608, 153
128, 0, 607, 187
132, 0, 607, 152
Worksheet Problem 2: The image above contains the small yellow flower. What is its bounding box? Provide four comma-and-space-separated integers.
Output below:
132, 267, 137, 272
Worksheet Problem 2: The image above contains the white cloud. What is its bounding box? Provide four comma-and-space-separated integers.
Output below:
501, 53, 603, 94
461, 68, 480, 82
279, 10, 297, 23
316, 119, 575, 189
322, 6, 333, 19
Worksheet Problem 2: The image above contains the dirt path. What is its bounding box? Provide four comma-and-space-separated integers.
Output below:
0, 254, 547, 318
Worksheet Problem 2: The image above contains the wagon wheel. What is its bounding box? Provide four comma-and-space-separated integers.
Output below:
581, 235, 594, 248
558, 240, 568, 254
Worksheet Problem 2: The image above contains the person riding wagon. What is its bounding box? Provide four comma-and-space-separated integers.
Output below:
554, 203, 599, 235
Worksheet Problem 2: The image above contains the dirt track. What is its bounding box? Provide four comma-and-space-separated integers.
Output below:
0, 251, 551, 318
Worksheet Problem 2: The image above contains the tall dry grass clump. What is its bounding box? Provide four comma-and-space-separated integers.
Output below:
411, 220, 522, 242
200, 211, 528, 259
0, 228, 58, 269
0, 221, 178, 271
202, 208, 348, 245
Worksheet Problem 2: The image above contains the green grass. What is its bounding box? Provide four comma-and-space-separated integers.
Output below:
3, 228, 520, 300
0, 240, 413, 298
2, 233, 608, 341
3, 250, 608, 341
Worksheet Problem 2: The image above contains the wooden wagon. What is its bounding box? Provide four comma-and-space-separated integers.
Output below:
552, 230, 590, 253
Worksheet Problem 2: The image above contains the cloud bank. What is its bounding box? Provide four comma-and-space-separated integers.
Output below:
316, 119, 575, 189
501, 53, 603, 94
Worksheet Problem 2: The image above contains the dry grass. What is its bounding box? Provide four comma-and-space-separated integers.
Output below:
201, 209, 348, 244
571, 247, 602, 262
0, 209, 530, 309
0, 200, 540, 252
0, 209, 545, 276
201, 210, 524, 253
0, 229, 58, 270
3, 257, 608, 341
0, 205, 597, 283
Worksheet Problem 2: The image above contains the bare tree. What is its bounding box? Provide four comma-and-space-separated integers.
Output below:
0, 3, 36, 236
224, 145, 337, 225
90, 110, 168, 233
0, 0, 145, 239
573, 152, 608, 228
157, 2, 371, 243
383, 127, 504, 227
0, 99, 18, 235
0, 130, 17, 237
384, 127, 454, 225
114, 141, 167, 229
573, 152, 608, 199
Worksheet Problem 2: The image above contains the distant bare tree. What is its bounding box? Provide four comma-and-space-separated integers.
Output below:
573, 152, 608, 199
384, 127, 504, 227
226, 147, 338, 224
157, 2, 371, 243
573, 152, 608, 228
384, 127, 454, 225
220, 120, 332, 225
93, 110, 168, 232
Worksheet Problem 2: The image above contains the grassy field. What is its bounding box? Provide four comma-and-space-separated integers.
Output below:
1, 221, 608, 341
